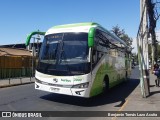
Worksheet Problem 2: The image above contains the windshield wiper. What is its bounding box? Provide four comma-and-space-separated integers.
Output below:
60, 45, 72, 74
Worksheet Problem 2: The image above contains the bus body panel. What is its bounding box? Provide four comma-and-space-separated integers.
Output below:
90, 54, 126, 97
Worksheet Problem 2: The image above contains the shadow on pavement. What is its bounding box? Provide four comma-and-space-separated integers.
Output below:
40, 78, 140, 107
150, 90, 160, 96
150, 85, 156, 87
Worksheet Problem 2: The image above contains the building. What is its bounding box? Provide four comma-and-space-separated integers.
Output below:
0, 43, 40, 79
0, 42, 42, 56
0, 47, 31, 56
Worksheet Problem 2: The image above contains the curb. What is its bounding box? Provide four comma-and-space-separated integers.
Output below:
0, 82, 34, 88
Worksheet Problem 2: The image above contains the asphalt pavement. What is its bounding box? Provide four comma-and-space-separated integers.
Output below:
0, 66, 160, 120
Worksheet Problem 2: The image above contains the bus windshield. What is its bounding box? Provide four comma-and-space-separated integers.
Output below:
37, 32, 90, 76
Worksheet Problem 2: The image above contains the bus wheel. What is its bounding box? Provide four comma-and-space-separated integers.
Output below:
102, 76, 109, 94
125, 71, 128, 82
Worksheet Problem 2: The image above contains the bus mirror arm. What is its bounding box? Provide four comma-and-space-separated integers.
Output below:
25, 31, 46, 46
90, 48, 94, 75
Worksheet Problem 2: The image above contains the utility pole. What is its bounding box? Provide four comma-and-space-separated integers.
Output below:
36, 34, 41, 57
32, 37, 36, 77
138, 0, 150, 97
31, 34, 41, 77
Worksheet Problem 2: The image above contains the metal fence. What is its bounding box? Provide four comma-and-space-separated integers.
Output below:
0, 56, 35, 79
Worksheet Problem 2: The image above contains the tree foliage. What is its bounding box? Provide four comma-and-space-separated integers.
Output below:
148, 43, 160, 60
111, 25, 132, 46
111, 25, 125, 37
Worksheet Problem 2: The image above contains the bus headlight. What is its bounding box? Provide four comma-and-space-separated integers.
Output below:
72, 82, 89, 88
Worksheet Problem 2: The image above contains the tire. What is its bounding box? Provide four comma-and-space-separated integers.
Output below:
125, 71, 128, 82
102, 76, 109, 94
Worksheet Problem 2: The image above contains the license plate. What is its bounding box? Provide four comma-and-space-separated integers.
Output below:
50, 87, 60, 92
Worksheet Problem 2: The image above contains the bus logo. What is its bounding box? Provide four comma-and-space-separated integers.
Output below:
53, 78, 58, 83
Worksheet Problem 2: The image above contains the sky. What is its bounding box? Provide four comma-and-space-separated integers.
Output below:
0, 0, 140, 52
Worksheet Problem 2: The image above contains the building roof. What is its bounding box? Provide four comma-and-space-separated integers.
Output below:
0, 48, 32, 56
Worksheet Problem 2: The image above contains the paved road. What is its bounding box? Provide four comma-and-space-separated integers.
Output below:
0, 67, 140, 120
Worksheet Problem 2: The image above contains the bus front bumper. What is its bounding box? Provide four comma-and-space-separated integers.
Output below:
35, 82, 90, 98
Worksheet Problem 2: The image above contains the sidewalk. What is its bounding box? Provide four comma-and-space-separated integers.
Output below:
0, 77, 35, 88
114, 70, 160, 120
122, 71, 160, 111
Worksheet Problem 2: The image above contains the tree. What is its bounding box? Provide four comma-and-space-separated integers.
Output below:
111, 25, 133, 47
148, 43, 160, 61
132, 52, 139, 64
148, 44, 152, 60
111, 25, 125, 37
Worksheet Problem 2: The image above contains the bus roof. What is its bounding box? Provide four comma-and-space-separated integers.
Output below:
46, 22, 99, 35
52, 22, 99, 29
46, 22, 127, 47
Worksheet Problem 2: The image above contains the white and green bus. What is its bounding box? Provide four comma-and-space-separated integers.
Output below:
35, 22, 131, 98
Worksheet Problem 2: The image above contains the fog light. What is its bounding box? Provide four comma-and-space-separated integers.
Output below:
35, 84, 39, 88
